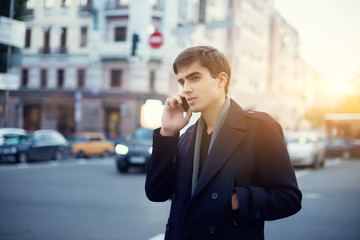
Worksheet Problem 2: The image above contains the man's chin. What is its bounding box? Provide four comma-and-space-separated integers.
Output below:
189, 106, 201, 113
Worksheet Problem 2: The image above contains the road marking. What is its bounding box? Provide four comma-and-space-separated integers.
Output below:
0, 158, 113, 171
295, 169, 311, 178
302, 192, 322, 199
148, 233, 165, 240
325, 158, 341, 167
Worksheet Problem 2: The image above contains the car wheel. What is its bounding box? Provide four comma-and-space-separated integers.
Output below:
342, 151, 350, 160
117, 161, 128, 173
18, 152, 28, 163
103, 150, 110, 158
77, 151, 85, 159
54, 151, 63, 161
312, 156, 321, 169
320, 157, 325, 167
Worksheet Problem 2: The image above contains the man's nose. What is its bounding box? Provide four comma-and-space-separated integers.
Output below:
182, 81, 192, 93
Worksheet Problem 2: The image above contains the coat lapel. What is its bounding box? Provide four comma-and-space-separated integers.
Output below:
192, 100, 248, 198
179, 123, 198, 202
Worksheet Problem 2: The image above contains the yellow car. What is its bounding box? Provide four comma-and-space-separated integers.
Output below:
71, 132, 114, 158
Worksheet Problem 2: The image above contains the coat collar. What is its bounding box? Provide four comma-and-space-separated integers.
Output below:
191, 99, 248, 198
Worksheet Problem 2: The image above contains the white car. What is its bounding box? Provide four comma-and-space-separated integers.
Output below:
286, 132, 326, 168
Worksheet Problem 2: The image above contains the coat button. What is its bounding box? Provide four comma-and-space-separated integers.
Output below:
172, 193, 176, 200
247, 110, 255, 115
255, 210, 261, 219
211, 192, 218, 200
166, 224, 170, 231
209, 226, 215, 234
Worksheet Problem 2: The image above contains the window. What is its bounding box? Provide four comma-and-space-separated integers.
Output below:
60, 28, 67, 53
111, 70, 122, 87
198, 0, 206, 23
43, 28, 51, 54
57, 69, 64, 88
25, 28, 31, 48
114, 27, 127, 42
80, 27, 88, 47
61, 0, 71, 7
80, 0, 92, 7
77, 69, 85, 88
59, 27, 67, 53
40, 69, 47, 88
149, 70, 155, 91
21, 69, 28, 88
44, 0, 55, 10
27, 0, 35, 9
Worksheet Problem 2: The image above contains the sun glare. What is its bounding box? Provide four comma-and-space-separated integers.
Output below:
323, 79, 355, 96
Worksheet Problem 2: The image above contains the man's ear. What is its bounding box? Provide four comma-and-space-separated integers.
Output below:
218, 72, 227, 89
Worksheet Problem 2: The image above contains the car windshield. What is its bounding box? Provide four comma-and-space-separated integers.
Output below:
1, 135, 28, 145
133, 128, 153, 141
34, 132, 67, 144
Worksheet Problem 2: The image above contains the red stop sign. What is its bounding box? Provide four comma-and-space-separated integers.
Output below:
149, 31, 163, 48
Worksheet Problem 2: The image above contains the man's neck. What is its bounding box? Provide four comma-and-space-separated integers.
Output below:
202, 97, 226, 134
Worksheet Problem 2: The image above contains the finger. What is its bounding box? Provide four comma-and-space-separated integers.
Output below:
167, 97, 177, 108
184, 109, 192, 122
164, 98, 173, 109
174, 94, 183, 105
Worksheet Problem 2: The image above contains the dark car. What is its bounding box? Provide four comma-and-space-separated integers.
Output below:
0, 129, 71, 163
115, 127, 153, 173
0, 129, 29, 163
324, 137, 359, 159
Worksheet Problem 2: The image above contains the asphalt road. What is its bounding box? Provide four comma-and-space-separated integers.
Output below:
0, 157, 359, 240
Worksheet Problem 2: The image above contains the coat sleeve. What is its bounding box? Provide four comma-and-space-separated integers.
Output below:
145, 128, 179, 202
233, 119, 302, 221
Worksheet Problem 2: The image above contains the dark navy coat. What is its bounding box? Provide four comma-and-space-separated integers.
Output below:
145, 99, 302, 240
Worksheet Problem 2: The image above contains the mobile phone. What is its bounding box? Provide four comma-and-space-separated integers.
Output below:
181, 97, 189, 112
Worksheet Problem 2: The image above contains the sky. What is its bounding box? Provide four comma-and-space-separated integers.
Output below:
273, 0, 360, 91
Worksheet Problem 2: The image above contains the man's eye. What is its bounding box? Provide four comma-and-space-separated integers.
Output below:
193, 76, 199, 80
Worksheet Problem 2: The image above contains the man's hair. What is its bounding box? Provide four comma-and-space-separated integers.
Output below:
173, 46, 231, 94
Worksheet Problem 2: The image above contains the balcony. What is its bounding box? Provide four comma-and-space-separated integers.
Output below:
24, 8, 34, 20
38, 47, 51, 55
57, 46, 68, 54
78, 5, 94, 17
99, 42, 130, 59
105, 1, 129, 10
104, 1, 129, 17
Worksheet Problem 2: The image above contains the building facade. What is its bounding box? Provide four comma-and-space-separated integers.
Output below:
9, 0, 179, 138
6, 0, 314, 137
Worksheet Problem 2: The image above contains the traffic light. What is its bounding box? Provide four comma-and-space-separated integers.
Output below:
131, 33, 139, 56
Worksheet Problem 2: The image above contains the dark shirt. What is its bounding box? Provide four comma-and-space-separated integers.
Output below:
199, 127, 212, 175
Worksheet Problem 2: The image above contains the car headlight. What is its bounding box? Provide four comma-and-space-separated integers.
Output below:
148, 146, 153, 155
115, 144, 129, 155
10, 146, 17, 154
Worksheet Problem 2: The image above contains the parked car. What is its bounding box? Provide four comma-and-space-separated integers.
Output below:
0, 129, 71, 163
324, 137, 359, 159
115, 127, 153, 173
0, 128, 27, 144
285, 131, 326, 168
0, 128, 29, 163
71, 132, 114, 158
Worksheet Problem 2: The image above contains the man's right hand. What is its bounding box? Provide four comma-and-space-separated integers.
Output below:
160, 94, 192, 136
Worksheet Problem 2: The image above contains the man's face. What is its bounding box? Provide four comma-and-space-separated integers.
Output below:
177, 61, 225, 113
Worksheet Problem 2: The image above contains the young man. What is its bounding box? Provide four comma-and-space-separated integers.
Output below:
145, 46, 302, 240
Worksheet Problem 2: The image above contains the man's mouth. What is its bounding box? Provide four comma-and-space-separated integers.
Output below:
186, 97, 197, 105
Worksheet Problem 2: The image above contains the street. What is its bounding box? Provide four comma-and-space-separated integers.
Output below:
0, 157, 359, 240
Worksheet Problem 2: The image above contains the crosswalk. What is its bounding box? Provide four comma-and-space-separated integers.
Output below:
0, 158, 113, 171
